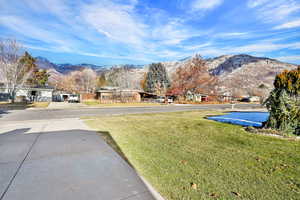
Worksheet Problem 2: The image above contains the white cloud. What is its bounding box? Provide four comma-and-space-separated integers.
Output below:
24, 44, 55, 52
247, 0, 271, 8
214, 32, 249, 38
249, 0, 300, 23
2, 0, 299, 64
191, 0, 223, 11
192, 40, 300, 58
81, 1, 199, 49
151, 20, 198, 45
203, 43, 282, 56
233, 43, 283, 53
0, 15, 72, 51
81, 1, 146, 46
183, 42, 212, 50
231, 42, 300, 53
276, 55, 300, 63
273, 19, 300, 29
0, 0, 202, 62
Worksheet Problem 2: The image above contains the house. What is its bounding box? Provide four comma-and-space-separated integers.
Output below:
0, 86, 54, 102
185, 90, 209, 102
96, 87, 142, 103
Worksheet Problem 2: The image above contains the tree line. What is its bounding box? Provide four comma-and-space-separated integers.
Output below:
0, 39, 250, 102
0, 39, 49, 102
0, 39, 288, 103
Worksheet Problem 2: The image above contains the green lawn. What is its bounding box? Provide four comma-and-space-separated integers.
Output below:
84, 111, 300, 200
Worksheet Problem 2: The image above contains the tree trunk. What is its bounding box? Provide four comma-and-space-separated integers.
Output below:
10, 90, 16, 103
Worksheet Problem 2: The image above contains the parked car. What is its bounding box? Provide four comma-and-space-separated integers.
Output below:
167, 97, 173, 104
156, 97, 165, 103
240, 97, 250, 102
155, 96, 173, 103
68, 94, 80, 103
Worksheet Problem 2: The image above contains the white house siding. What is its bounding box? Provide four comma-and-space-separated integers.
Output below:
41, 91, 52, 98
0, 87, 53, 102
16, 89, 28, 96
29, 89, 53, 102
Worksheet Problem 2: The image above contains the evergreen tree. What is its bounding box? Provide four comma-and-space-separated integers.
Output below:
19, 51, 37, 71
144, 63, 170, 95
264, 66, 300, 135
96, 73, 107, 88
18, 51, 37, 82
34, 69, 49, 86
19, 52, 49, 86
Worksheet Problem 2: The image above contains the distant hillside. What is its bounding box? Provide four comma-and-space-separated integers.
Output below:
206, 54, 295, 76
161, 54, 297, 95
35, 56, 57, 70
35, 57, 143, 74
35, 57, 106, 74
35, 54, 298, 95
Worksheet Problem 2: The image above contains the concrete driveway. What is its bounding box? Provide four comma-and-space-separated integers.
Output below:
47, 102, 88, 109
0, 119, 157, 200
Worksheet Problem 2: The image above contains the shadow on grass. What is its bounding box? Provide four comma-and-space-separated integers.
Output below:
97, 131, 134, 168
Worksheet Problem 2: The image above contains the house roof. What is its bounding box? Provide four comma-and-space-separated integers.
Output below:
0, 86, 54, 91
97, 88, 143, 93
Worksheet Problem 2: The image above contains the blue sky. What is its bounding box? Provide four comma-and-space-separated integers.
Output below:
0, 0, 300, 65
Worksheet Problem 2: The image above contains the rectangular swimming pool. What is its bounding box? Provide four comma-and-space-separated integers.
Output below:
207, 112, 269, 127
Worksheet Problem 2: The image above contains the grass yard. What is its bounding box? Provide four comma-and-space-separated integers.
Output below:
29, 102, 50, 108
84, 111, 300, 200
83, 100, 163, 107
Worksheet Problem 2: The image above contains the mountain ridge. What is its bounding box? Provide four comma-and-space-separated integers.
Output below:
35, 54, 298, 96
35, 54, 297, 75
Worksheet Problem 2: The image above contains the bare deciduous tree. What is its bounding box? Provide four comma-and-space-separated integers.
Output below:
169, 56, 218, 97
81, 68, 97, 93
0, 39, 33, 102
52, 68, 97, 93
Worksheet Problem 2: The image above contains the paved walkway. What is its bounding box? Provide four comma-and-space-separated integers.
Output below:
0, 118, 157, 200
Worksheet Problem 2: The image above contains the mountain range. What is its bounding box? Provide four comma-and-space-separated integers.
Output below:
35, 57, 106, 74
35, 54, 298, 95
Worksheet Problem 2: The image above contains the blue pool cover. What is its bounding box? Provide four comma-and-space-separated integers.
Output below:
207, 112, 269, 127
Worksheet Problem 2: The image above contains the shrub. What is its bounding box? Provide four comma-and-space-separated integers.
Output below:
264, 66, 300, 135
